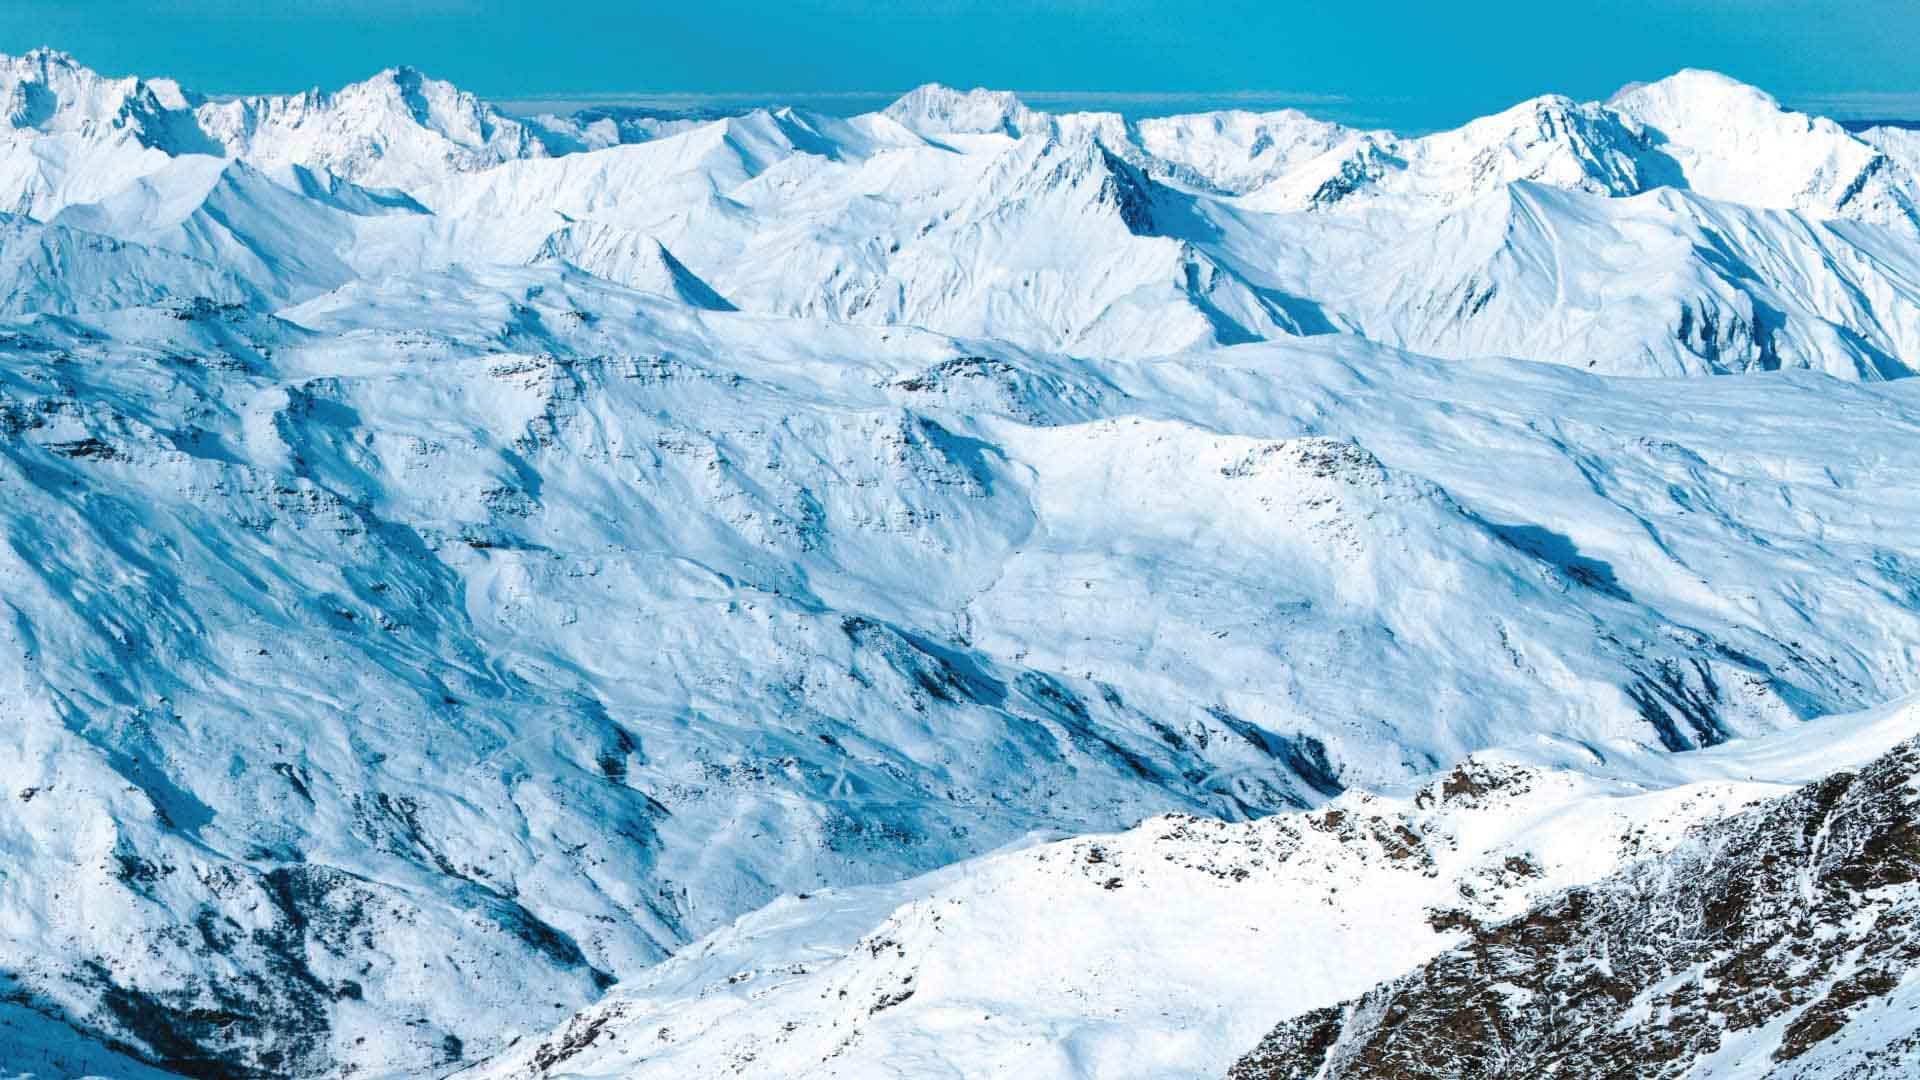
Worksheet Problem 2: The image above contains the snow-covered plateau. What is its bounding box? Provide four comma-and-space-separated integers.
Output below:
0, 46, 1917, 1079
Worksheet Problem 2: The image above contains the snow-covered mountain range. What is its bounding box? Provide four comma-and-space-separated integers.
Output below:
0, 47, 1918, 1079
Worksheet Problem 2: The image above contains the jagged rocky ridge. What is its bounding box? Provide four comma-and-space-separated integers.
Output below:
1229, 731, 1920, 1079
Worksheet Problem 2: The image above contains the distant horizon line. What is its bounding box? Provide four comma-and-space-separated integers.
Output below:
493, 85, 1920, 132
270, 83, 1920, 132
492, 88, 1398, 127
9, 45, 1919, 131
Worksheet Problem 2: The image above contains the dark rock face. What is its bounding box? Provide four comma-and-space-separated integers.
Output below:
1229, 737, 1920, 1080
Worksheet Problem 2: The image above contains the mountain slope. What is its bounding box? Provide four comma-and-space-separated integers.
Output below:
460, 698, 1920, 1079
3, 283, 1919, 1075
529, 224, 735, 309
0, 212, 259, 313
1217, 180, 1920, 377
49, 157, 423, 302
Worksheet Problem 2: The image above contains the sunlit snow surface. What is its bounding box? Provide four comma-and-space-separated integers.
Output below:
0, 47, 1919, 1079
462, 696, 1920, 1079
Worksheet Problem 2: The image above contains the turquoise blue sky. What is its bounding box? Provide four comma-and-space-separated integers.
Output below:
6, 1, 1919, 131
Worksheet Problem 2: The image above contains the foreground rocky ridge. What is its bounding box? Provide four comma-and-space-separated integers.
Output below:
1231, 727, 1920, 1079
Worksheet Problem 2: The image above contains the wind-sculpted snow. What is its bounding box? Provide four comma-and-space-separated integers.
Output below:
0, 48, 1919, 1079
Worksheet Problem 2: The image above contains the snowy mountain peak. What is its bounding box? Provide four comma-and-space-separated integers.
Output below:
1133, 106, 1357, 193
1475, 92, 1611, 135
1437, 92, 1648, 198
335, 63, 507, 147
1610, 67, 1783, 119
884, 82, 1042, 137
2, 45, 87, 87
1239, 90, 1650, 212
0, 47, 204, 147
1609, 67, 1915, 227
193, 64, 552, 190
